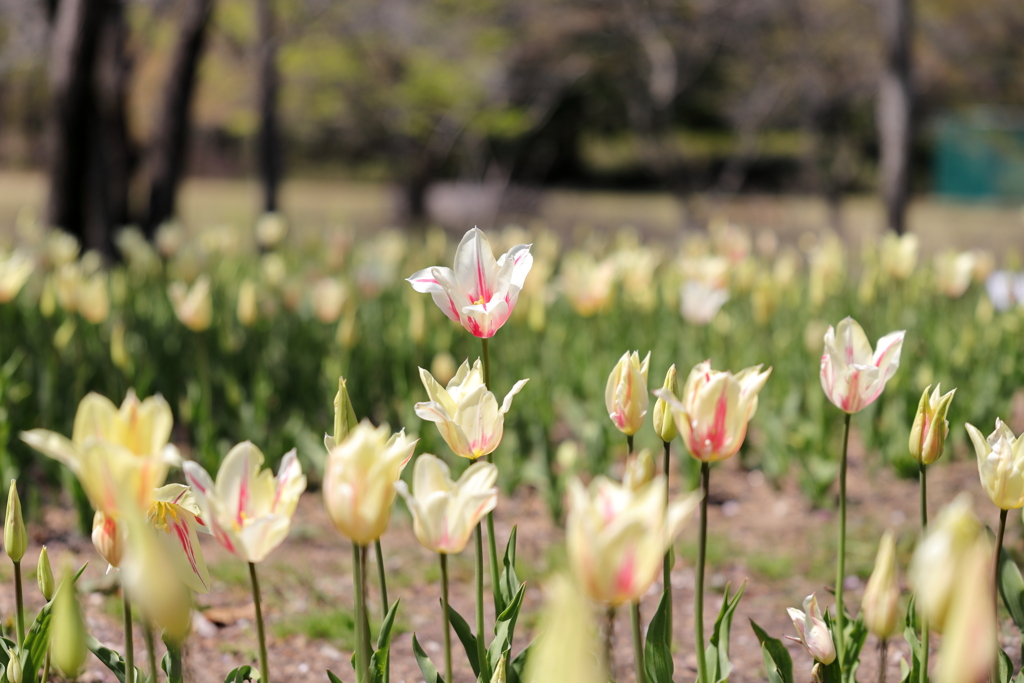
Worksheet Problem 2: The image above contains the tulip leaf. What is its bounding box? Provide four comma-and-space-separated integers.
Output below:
997, 648, 1013, 683
899, 597, 924, 683
326, 671, 345, 683
644, 590, 673, 683
221, 665, 260, 682
488, 584, 526, 676
496, 526, 521, 615
412, 633, 445, 683
21, 563, 88, 683
86, 635, 147, 683
999, 548, 1024, 636
839, 613, 866, 683
507, 641, 532, 683
750, 620, 792, 683
369, 599, 401, 683
445, 603, 480, 676
703, 581, 745, 683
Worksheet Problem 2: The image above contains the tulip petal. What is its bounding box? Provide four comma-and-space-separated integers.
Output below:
407, 266, 461, 323
454, 228, 500, 305
415, 400, 473, 458
501, 379, 530, 414
20, 429, 80, 471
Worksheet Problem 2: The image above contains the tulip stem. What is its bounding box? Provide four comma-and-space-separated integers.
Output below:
662, 440, 673, 632
604, 606, 616, 676
143, 624, 157, 683
918, 463, 928, 683
13, 560, 24, 646
479, 339, 502, 617
627, 434, 634, 454
440, 553, 453, 683
249, 562, 271, 683
374, 539, 390, 683
835, 412, 851, 668
630, 601, 646, 683
695, 462, 710, 683
353, 545, 371, 683
918, 463, 927, 528
41, 650, 50, 683
995, 509, 1008, 615
877, 638, 888, 683
123, 590, 135, 683
163, 637, 183, 683
481, 337, 491, 390
474, 522, 488, 679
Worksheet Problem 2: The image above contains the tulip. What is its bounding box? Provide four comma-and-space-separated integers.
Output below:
652, 364, 679, 443
255, 212, 288, 249
38, 546, 55, 601
909, 384, 955, 465
880, 231, 919, 281
934, 250, 976, 298
786, 594, 836, 664
565, 474, 698, 606
524, 574, 607, 683
237, 279, 258, 326
325, 376, 359, 452
46, 230, 80, 267
5, 479, 26, 563
861, 531, 900, 639
819, 317, 905, 414
55, 263, 81, 314
936, 538, 996, 683
92, 511, 125, 570
312, 277, 346, 323
807, 232, 845, 307
605, 351, 651, 438
407, 227, 533, 338
149, 484, 212, 593
168, 274, 213, 332
909, 493, 982, 632
967, 419, 1024, 510
78, 271, 110, 324
183, 442, 307, 564
415, 360, 528, 460
560, 252, 617, 317
622, 449, 655, 491
654, 361, 772, 463
394, 454, 498, 554
50, 571, 87, 677
0, 250, 34, 303
6, 648, 21, 683
680, 280, 729, 326
323, 420, 416, 544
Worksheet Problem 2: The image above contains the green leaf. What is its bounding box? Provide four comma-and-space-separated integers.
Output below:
840, 613, 867, 683
487, 584, 526, 675
750, 620, 792, 683
497, 526, 521, 614
703, 581, 745, 683
760, 644, 787, 683
999, 548, 1024, 636
412, 633, 445, 683
326, 670, 345, 683
446, 603, 480, 677
899, 595, 925, 683
998, 648, 1013, 683
222, 665, 260, 682
23, 565, 88, 683
86, 635, 146, 683
507, 642, 532, 683
643, 590, 673, 683
369, 599, 401, 683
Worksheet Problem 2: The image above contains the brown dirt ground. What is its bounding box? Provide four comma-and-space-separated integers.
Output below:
7, 432, 1019, 683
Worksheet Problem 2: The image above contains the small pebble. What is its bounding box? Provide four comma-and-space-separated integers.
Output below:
425, 640, 441, 653
747, 471, 765, 487
319, 645, 343, 660
843, 575, 862, 591
722, 500, 740, 518
298, 663, 310, 674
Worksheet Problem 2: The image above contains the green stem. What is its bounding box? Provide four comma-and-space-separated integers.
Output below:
13, 560, 24, 646
143, 624, 157, 683
479, 339, 501, 616
995, 509, 1008, 615
662, 440, 673, 633
474, 522, 488, 679
41, 650, 50, 683
249, 562, 270, 683
695, 462, 710, 683
604, 606, 616, 676
163, 637, 183, 683
353, 545, 370, 683
835, 412, 852, 668
440, 554, 453, 683
123, 590, 135, 683
919, 463, 927, 529
481, 337, 491, 390
919, 463, 928, 683
630, 601, 646, 683
878, 638, 888, 683
627, 434, 634, 454
374, 539, 390, 683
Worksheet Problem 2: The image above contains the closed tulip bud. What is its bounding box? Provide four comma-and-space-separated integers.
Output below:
92, 511, 125, 569
652, 364, 679, 443
605, 351, 651, 436
786, 594, 835, 664
5, 480, 26, 563
38, 546, 55, 601
820, 317, 905, 414
50, 572, 87, 677
325, 376, 359, 451
862, 531, 900, 639
167, 275, 212, 332
937, 538, 996, 683
909, 384, 955, 465
491, 656, 506, 683
967, 419, 1024, 509
6, 649, 21, 683
623, 450, 655, 491
880, 231, 919, 281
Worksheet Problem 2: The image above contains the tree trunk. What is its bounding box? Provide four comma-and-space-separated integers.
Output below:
145, 0, 216, 234
257, 0, 280, 213
877, 0, 913, 235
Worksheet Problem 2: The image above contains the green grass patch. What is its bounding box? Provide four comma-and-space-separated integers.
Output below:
746, 552, 795, 581
273, 606, 407, 649
209, 561, 252, 588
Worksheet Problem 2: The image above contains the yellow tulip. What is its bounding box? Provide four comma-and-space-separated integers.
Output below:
148, 484, 212, 593
937, 538, 996, 683
255, 212, 288, 249
820, 317, 905, 414
394, 454, 498, 554
183, 442, 307, 563
967, 419, 1024, 510
605, 350, 651, 436
415, 360, 528, 460
323, 420, 416, 544
559, 251, 617, 317
861, 531, 900, 639
651, 364, 679, 442
524, 574, 607, 683
654, 361, 771, 463
909, 384, 955, 465
78, 271, 110, 324
168, 275, 213, 332
312, 277, 347, 323
566, 474, 698, 606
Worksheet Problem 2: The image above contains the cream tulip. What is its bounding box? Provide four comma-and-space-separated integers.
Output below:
149, 484, 212, 593
934, 250, 976, 299
937, 538, 996, 683
524, 574, 607, 683
237, 279, 258, 327
967, 419, 1024, 510
786, 594, 836, 664
819, 317, 905, 414
92, 511, 126, 570
909, 384, 955, 465
183, 442, 307, 564
323, 420, 416, 544
654, 361, 771, 463
78, 271, 110, 324
880, 231, 919, 281
566, 474, 698, 606
652, 364, 679, 442
0, 250, 34, 303
680, 280, 729, 326
394, 454, 498, 554
861, 531, 900, 639
605, 350, 651, 436
559, 252, 618, 317
168, 274, 213, 332
415, 360, 528, 460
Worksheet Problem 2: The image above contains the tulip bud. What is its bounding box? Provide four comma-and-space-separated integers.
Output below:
38, 546, 55, 601
862, 531, 900, 639
326, 376, 359, 451
491, 656, 506, 683
605, 351, 651, 436
786, 594, 835, 664
5, 480, 26, 563
623, 450, 655, 491
237, 279, 258, 327
92, 511, 125, 569
6, 649, 21, 683
909, 384, 955, 465
652, 364, 679, 443
967, 419, 1024, 510
50, 572, 87, 677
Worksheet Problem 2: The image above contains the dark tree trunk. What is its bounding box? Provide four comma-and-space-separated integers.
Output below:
257, 0, 281, 213
877, 0, 913, 235
145, 0, 215, 234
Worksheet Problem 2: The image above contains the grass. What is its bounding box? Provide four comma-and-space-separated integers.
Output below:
209, 560, 252, 588
272, 605, 407, 649
745, 552, 795, 581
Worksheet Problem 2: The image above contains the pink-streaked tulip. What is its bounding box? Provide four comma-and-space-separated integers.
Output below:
415, 360, 528, 460
909, 384, 955, 465
680, 280, 729, 326
149, 484, 212, 593
394, 454, 498, 555
605, 351, 651, 436
654, 361, 771, 463
819, 317, 905, 414
786, 594, 836, 664
566, 474, 699, 606
966, 419, 1024, 510
937, 538, 996, 683
92, 511, 125, 570
323, 421, 416, 544
184, 442, 307, 564
407, 227, 533, 338
168, 275, 213, 332
861, 531, 900, 639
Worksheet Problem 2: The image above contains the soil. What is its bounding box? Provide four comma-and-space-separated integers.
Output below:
8, 435, 1018, 683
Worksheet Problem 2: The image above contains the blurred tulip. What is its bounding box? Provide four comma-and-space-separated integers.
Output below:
937, 538, 996, 683
184, 442, 307, 563
323, 421, 416, 544
560, 252, 617, 316
408, 227, 533, 338
325, 375, 359, 451
605, 350, 651, 436
966, 419, 1024, 510
786, 594, 835, 664
149, 484, 212, 593
819, 317, 905, 414
429, 351, 458, 387
679, 255, 729, 289
622, 449, 655, 490
115, 228, 161, 275
55, 263, 81, 314
566, 474, 698, 605
415, 360, 528, 460
909, 384, 955, 465
524, 574, 608, 683
655, 361, 771, 463
155, 221, 185, 258
168, 275, 213, 332
260, 253, 287, 288
5, 479, 26, 562
934, 250, 976, 298
312, 277, 347, 323
0, 250, 34, 303
78, 271, 110, 324
861, 531, 900, 639
971, 249, 996, 283
395, 454, 498, 554
615, 247, 659, 311
110, 320, 132, 373
46, 230, 80, 267
50, 571, 87, 677
255, 212, 288, 249
880, 231, 919, 281
651, 364, 679, 442
710, 220, 752, 264
92, 511, 125, 570
807, 232, 845, 307
680, 280, 729, 326
38, 546, 55, 600
984, 270, 1022, 312
237, 279, 258, 327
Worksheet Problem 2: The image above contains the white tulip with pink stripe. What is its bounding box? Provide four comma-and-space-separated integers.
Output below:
820, 317, 905, 414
